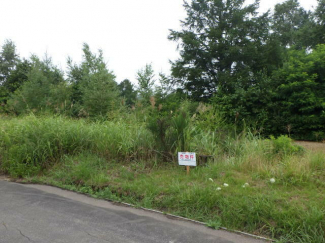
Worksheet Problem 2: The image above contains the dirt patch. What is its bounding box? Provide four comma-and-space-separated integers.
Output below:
0, 175, 10, 181
295, 141, 325, 153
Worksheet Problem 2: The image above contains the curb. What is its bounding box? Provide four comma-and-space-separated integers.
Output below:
114, 201, 274, 242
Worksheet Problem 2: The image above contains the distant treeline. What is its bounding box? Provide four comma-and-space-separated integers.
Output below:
0, 0, 324, 141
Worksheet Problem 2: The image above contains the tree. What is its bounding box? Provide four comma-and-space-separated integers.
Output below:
267, 44, 325, 139
67, 43, 119, 117
0, 39, 20, 106
155, 73, 174, 100
153, 73, 184, 113
0, 59, 32, 112
4, 59, 32, 94
118, 79, 137, 107
313, 0, 325, 46
0, 39, 19, 85
8, 55, 70, 114
213, 71, 273, 129
271, 0, 315, 49
136, 64, 155, 103
169, 0, 271, 100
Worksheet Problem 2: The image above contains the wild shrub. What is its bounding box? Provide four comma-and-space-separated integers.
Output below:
146, 100, 193, 158
270, 135, 304, 156
146, 114, 172, 152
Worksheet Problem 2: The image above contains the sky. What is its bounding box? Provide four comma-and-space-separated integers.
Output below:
0, 0, 318, 84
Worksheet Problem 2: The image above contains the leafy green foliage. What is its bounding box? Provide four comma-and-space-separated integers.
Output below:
271, 0, 315, 49
169, 0, 272, 100
146, 113, 172, 154
171, 110, 190, 152
212, 44, 325, 140
268, 45, 325, 139
67, 43, 120, 117
136, 63, 155, 104
270, 135, 304, 156
0, 39, 20, 107
4, 59, 32, 94
313, 0, 325, 46
118, 79, 137, 107
146, 101, 193, 158
206, 219, 222, 230
81, 72, 119, 117
212, 72, 272, 130
167, 0, 325, 140
7, 56, 70, 115
0, 39, 19, 85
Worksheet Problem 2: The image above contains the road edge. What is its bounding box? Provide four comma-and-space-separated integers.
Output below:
1, 178, 274, 242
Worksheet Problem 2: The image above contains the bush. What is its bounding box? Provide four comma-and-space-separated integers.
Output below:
270, 135, 304, 156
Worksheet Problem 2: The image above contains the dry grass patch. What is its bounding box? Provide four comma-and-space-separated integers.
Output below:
295, 141, 325, 153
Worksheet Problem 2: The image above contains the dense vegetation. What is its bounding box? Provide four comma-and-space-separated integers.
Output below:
1, 0, 325, 242
0, 0, 324, 139
0, 115, 324, 243
169, 0, 325, 140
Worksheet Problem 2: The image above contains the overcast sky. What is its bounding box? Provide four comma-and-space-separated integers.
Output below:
0, 0, 318, 83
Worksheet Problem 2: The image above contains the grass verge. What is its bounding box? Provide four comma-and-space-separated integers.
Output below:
22, 151, 325, 243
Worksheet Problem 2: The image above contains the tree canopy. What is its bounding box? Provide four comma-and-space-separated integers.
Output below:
169, 0, 272, 100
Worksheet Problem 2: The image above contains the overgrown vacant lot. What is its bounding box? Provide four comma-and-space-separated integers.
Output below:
1, 116, 324, 243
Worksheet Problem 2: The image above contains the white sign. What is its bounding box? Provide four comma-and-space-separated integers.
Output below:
178, 152, 196, 166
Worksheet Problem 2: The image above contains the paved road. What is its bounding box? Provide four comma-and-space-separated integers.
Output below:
0, 180, 267, 243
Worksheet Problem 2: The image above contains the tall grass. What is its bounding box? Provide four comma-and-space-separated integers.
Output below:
0, 115, 154, 177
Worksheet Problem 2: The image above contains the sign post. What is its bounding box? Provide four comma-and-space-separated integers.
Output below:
186, 165, 190, 175
178, 152, 196, 175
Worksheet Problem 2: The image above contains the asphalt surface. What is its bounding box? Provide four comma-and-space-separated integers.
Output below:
0, 180, 267, 243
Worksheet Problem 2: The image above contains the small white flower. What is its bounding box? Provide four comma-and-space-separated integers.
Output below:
208, 178, 214, 182
216, 187, 222, 191
223, 183, 229, 187
244, 183, 249, 187
242, 185, 246, 188
270, 178, 276, 183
